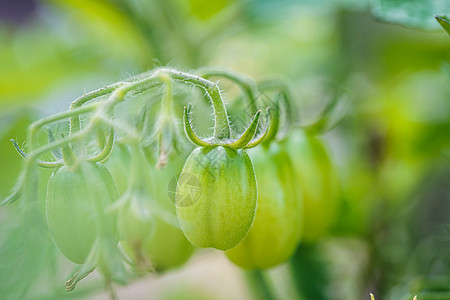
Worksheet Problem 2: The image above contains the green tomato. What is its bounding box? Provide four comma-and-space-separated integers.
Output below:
286, 129, 339, 242
143, 217, 194, 271
118, 202, 154, 248
46, 161, 119, 264
226, 143, 302, 269
176, 146, 257, 250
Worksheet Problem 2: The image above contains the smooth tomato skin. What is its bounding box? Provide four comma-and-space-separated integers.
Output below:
143, 217, 194, 271
226, 143, 302, 269
286, 129, 339, 242
118, 203, 154, 247
46, 161, 119, 264
176, 146, 257, 250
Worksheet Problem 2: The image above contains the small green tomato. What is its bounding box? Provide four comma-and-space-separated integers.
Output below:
46, 161, 119, 264
226, 143, 302, 269
286, 129, 339, 242
176, 146, 257, 250
143, 217, 194, 271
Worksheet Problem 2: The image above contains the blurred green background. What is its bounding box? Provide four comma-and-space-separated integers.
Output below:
0, 0, 449, 299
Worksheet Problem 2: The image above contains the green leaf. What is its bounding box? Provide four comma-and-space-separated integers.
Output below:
371, 0, 450, 30
436, 14, 450, 35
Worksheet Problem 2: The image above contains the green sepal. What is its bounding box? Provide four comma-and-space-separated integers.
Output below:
227, 110, 261, 149
244, 108, 271, 149
262, 101, 280, 146
182, 106, 212, 148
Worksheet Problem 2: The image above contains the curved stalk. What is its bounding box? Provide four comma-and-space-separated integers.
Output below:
70, 82, 126, 135
161, 68, 231, 140
197, 67, 258, 113
90, 127, 115, 163
244, 270, 276, 300
27, 102, 100, 151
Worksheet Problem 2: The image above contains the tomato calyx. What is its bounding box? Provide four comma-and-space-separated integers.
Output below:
183, 104, 269, 150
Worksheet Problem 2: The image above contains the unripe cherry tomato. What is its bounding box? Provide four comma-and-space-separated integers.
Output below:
286, 129, 339, 242
226, 143, 302, 269
46, 161, 119, 264
143, 216, 194, 271
176, 146, 257, 250
118, 202, 154, 250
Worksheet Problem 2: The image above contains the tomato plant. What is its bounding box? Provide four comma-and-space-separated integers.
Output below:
1, 51, 445, 300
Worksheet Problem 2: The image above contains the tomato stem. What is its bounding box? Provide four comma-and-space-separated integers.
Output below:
197, 66, 258, 113
90, 127, 115, 163
27, 102, 99, 152
244, 270, 277, 300
163, 68, 231, 140
69, 81, 126, 135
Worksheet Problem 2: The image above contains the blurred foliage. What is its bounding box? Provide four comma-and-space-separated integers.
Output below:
371, 0, 450, 29
0, 111, 33, 198
0, 0, 449, 299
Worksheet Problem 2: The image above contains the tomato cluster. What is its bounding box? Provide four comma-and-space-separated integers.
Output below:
4, 68, 340, 291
